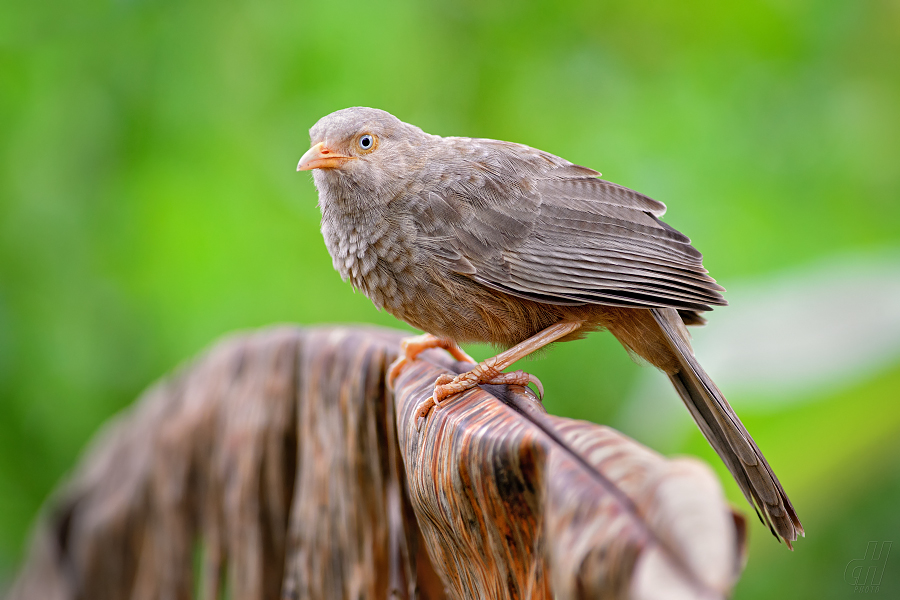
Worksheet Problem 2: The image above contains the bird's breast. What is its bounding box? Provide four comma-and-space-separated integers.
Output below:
320, 205, 424, 312
318, 190, 563, 345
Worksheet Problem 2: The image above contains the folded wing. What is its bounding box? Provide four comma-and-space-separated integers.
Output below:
415, 145, 726, 313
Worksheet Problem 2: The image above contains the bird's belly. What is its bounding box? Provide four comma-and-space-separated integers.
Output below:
385, 271, 568, 347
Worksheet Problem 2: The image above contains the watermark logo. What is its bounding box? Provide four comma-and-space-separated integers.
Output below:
845, 541, 892, 594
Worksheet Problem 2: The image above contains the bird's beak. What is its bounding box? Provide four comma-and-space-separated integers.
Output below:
297, 142, 355, 171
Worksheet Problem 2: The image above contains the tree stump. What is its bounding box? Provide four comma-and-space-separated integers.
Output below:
7, 326, 745, 600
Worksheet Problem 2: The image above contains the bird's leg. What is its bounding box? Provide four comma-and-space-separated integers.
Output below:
388, 333, 475, 389
416, 320, 585, 420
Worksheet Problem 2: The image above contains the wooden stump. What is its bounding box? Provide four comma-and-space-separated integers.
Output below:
7, 326, 745, 600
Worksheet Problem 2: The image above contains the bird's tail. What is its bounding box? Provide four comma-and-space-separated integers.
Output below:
650, 308, 804, 547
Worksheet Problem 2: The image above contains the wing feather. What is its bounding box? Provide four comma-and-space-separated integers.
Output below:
413, 141, 725, 312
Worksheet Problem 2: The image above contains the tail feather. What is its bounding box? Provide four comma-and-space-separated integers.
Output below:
651, 308, 804, 547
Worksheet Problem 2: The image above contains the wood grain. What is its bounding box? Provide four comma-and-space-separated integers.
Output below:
7, 326, 745, 600
394, 350, 746, 600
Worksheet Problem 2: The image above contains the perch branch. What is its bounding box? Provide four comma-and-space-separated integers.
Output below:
8, 326, 745, 600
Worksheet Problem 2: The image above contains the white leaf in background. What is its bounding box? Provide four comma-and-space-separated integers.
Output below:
618, 248, 900, 447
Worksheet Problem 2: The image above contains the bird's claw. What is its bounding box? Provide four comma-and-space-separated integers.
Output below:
414, 368, 544, 430
478, 370, 544, 400
414, 374, 457, 421
526, 373, 544, 400
390, 334, 474, 391
387, 356, 408, 390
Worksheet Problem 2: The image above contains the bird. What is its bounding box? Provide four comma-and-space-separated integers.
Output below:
297, 106, 803, 547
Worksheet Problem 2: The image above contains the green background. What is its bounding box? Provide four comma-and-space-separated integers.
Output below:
2, 0, 899, 596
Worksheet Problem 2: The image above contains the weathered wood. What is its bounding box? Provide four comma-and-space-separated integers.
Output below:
280, 327, 441, 600
7, 326, 745, 600
394, 351, 746, 600
8, 327, 437, 600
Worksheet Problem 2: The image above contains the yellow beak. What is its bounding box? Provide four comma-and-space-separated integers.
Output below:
297, 142, 355, 171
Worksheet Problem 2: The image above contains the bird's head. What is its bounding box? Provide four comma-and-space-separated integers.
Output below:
298, 107, 430, 200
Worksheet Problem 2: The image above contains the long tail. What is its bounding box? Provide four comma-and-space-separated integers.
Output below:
650, 308, 804, 547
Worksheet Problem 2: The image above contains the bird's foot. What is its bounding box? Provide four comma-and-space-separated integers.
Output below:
410, 321, 583, 429
414, 358, 544, 420
388, 333, 475, 390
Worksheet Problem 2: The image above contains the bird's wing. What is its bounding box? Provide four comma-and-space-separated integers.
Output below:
414, 140, 726, 312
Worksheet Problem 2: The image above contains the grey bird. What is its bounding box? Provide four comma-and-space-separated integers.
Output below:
297, 106, 803, 547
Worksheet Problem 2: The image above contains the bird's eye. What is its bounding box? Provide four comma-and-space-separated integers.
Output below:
358, 134, 374, 150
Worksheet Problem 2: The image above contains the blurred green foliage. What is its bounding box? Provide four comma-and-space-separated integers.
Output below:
1, 0, 899, 596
